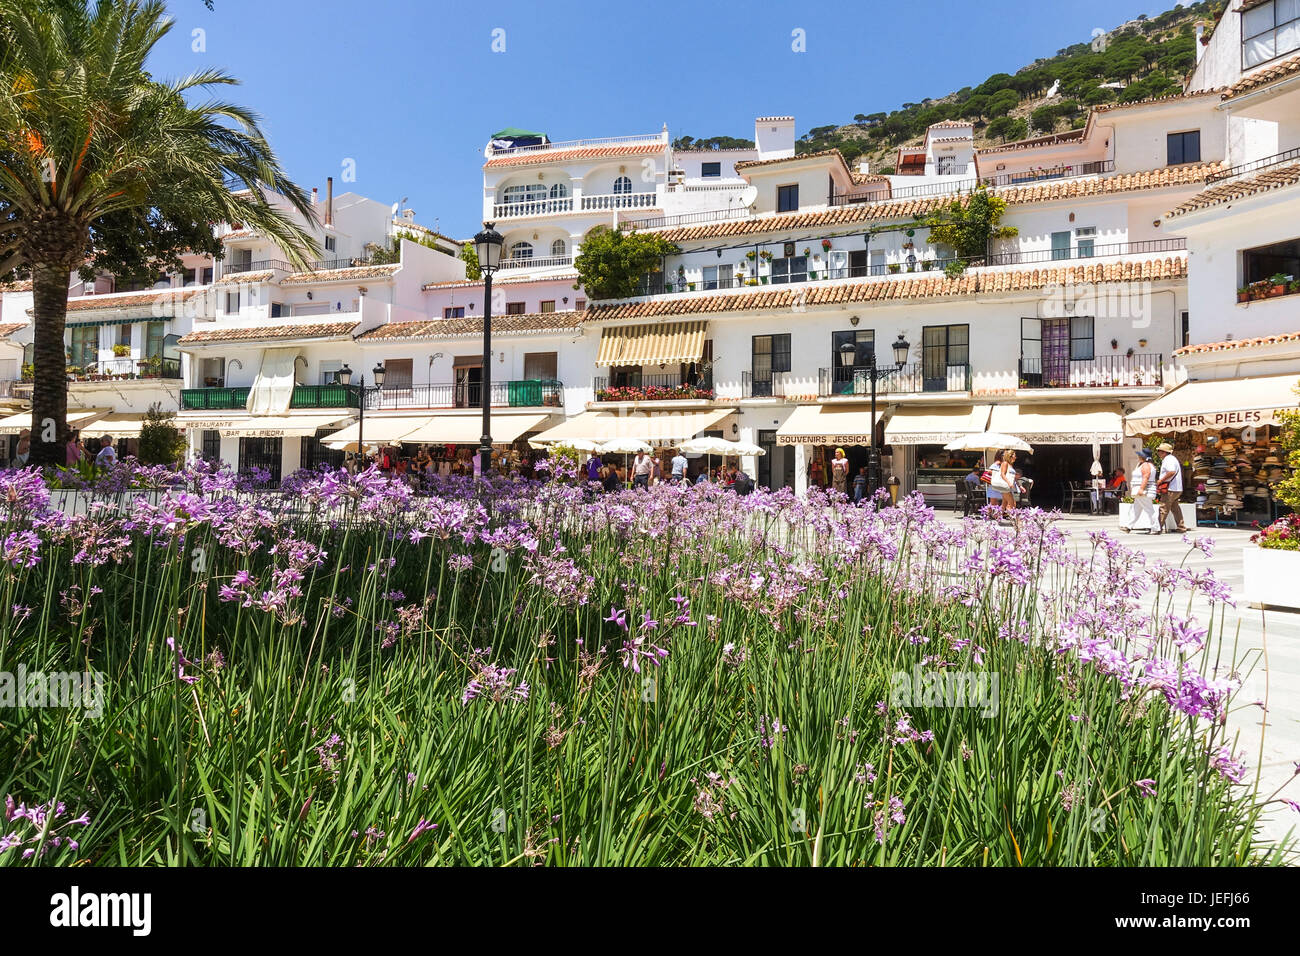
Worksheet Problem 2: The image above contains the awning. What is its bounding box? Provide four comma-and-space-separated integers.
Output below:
596, 321, 707, 367
989, 403, 1125, 444
775, 404, 884, 446
323, 416, 428, 449
175, 413, 352, 437
884, 405, 991, 445
246, 348, 299, 416
1125, 375, 1300, 434
0, 406, 112, 435
532, 408, 733, 445
399, 413, 553, 446
93, 414, 148, 438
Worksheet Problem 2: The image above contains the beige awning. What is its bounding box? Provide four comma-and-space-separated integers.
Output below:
399, 413, 553, 445
596, 321, 708, 367
532, 408, 733, 445
172, 413, 351, 437
1125, 375, 1300, 434
775, 404, 884, 446
0, 406, 112, 435
989, 403, 1124, 444
92, 414, 148, 438
884, 405, 991, 445
323, 416, 427, 448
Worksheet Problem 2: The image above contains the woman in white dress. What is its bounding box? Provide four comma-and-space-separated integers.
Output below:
991, 449, 1018, 513
1122, 448, 1158, 533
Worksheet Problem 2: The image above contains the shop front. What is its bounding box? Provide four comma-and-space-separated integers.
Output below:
1126, 375, 1300, 527
775, 404, 885, 496
988, 403, 1126, 508
883, 405, 993, 507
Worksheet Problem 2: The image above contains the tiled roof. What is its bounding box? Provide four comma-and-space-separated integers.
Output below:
850, 173, 890, 185
221, 229, 256, 241
997, 160, 1221, 204
1166, 161, 1300, 218
1176, 332, 1300, 356
652, 163, 1220, 243
278, 264, 401, 286
484, 143, 663, 169
357, 309, 584, 341
1092, 88, 1226, 112
585, 256, 1186, 319
0, 322, 28, 337
421, 270, 579, 291
0, 280, 32, 292
978, 128, 1087, 155
1222, 54, 1300, 99
60, 289, 195, 312
930, 135, 971, 144
215, 270, 274, 285
735, 148, 848, 172
755, 115, 794, 122
928, 120, 972, 130
178, 320, 358, 345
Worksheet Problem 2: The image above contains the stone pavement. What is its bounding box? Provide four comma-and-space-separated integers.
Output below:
934, 507, 1300, 856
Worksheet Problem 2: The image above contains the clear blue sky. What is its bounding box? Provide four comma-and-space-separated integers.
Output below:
147, 0, 1185, 238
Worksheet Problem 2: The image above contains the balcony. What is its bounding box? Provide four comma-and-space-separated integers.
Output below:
487, 132, 666, 157
832, 177, 977, 204
498, 255, 573, 271
1205, 147, 1300, 184
1018, 354, 1163, 389
491, 197, 574, 219
592, 375, 713, 402
741, 370, 789, 398
66, 356, 182, 382
819, 363, 970, 397
222, 259, 293, 275
979, 160, 1115, 188
180, 383, 361, 411
580, 192, 657, 212
365, 380, 563, 410
987, 238, 1185, 266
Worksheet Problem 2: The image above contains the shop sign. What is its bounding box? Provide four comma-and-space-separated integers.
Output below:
1136, 409, 1288, 432
776, 433, 874, 446
887, 432, 965, 445
1020, 431, 1124, 444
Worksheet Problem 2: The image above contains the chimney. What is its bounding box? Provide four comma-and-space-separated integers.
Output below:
857, 157, 871, 175
325, 176, 334, 227
1195, 20, 1206, 62
311, 186, 318, 206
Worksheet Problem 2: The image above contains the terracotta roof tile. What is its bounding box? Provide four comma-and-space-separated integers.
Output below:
977, 128, 1088, 156
0, 322, 28, 337
586, 256, 1186, 320
221, 229, 256, 241
178, 320, 357, 345
214, 270, 274, 285
421, 271, 579, 291
484, 143, 663, 169
1167, 161, 1300, 218
1176, 331, 1300, 355
0, 280, 32, 292
928, 120, 972, 130
278, 264, 401, 286
735, 149, 849, 172
997, 160, 1220, 204
60, 289, 197, 312
357, 309, 584, 341
1222, 54, 1300, 100
1092, 88, 1226, 111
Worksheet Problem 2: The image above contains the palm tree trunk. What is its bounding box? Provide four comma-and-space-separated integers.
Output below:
29, 258, 72, 467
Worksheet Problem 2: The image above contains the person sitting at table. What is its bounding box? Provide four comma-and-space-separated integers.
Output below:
1101, 466, 1127, 512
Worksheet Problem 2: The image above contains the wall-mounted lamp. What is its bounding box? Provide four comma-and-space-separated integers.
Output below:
428, 352, 444, 369
562, 296, 568, 304
228, 359, 244, 373
850, 314, 860, 326
358, 286, 368, 295
306, 291, 313, 300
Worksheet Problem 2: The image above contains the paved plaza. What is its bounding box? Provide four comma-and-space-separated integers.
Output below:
935, 507, 1300, 854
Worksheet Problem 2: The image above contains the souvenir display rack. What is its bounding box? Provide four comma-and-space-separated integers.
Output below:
1183, 426, 1290, 528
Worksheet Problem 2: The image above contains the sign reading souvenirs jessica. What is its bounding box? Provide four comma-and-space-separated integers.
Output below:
776, 433, 874, 446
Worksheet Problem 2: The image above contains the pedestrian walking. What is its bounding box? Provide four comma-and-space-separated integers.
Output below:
852, 465, 868, 504
989, 448, 1018, 513
830, 447, 850, 496
631, 450, 653, 490
94, 435, 117, 468
1121, 448, 1158, 533
1154, 442, 1187, 534
670, 448, 688, 485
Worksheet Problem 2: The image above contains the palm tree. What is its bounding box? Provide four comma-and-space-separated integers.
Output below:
0, 0, 318, 465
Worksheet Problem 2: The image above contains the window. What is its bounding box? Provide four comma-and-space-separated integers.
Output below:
777, 184, 799, 212
770, 255, 808, 284
270, 302, 286, 318
503, 183, 547, 206
384, 358, 413, 390
116, 324, 132, 348
506, 302, 526, 315
1167, 130, 1201, 166
144, 321, 165, 361
830, 329, 875, 368
549, 182, 569, 199
182, 268, 197, 286
225, 290, 240, 313
702, 264, 733, 290
540, 300, 556, 313
921, 324, 969, 391
238, 437, 282, 485
443, 306, 465, 318
301, 432, 345, 471
1243, 0, 1300, 68
574, 298, 586, 311
69, 325, 98, 367
201, 267, 214, 285
324, 235, 336, 252
613, 175, 632, 195
524, 352, 557, 380
1241, 236, 1300, 286
201, 430, 221, 463
1075, 226, 1097, 258
1051, 231, 1072, 261
201, 356, 225, 385
1069, 316, 1094, 360
550, 239, 566, 257
510, 241, 533, 260
1181, 310, 1190, 349
936, 155, 957, 176
701, 162, 721, 178
318, 360, 342, 386
751, 334, 791, 396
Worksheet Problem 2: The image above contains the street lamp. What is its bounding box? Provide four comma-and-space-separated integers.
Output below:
849, 333, 910, 500
336, 361, 385, 465
473, 222, 504, 480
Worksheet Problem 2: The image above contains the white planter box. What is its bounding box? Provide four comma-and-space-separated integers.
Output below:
1243, 546, 1300, 610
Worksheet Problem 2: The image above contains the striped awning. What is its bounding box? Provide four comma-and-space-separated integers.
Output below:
596, 321, 707, 368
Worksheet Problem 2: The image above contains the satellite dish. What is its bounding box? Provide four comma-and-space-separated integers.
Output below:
391, 202, 399, 216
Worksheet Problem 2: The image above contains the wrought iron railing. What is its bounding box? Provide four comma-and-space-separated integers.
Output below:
1018, 354, 1164, 389
1204, 147, 1300, 184
819, 362, 970, 396
222, 259, 294, 275
986, 238, 1185, 266
741, 370, 789, 398
980, 160, 1115, 187
181, 383, 363, 410
363, 380, 563, 410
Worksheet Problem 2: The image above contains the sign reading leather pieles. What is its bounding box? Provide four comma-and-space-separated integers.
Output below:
777, 433, 874, 446
1133, 408, 1286, 432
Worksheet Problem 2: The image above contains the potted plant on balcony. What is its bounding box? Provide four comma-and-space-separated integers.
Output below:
1268, 273, 1290, 297
888, 263, 902, 274
1237, 285, 1251, 303
112, 344, 130, 358
822, 239, 833, 252
1291, 279, 1300, 296
745, 251, 757, 262
1249, 279, 1271, 300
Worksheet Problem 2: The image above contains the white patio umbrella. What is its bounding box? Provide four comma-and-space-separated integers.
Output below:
598, 438, 652, 455
678, 437, 736, 455
943, 432, 1034, 454
544, 438, 602, 452
727, 441, 767, 457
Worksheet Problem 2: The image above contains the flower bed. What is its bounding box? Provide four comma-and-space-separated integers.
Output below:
595, 384, 714, 402
0, 462, 1290, 866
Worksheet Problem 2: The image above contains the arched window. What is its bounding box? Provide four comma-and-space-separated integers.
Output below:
510, 241, 533, 260
612, 176, 632, 195
550, 239, 566, 257
549, 182, 569, 199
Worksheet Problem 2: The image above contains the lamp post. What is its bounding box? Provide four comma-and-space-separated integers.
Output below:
841, 333, 910, 498
336, 361, 385, 466
473, 222, 505, 480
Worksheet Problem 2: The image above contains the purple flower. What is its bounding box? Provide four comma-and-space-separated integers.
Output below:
604, 606, 628, 632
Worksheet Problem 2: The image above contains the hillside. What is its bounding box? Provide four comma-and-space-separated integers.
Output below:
673, 0, 1226, 173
